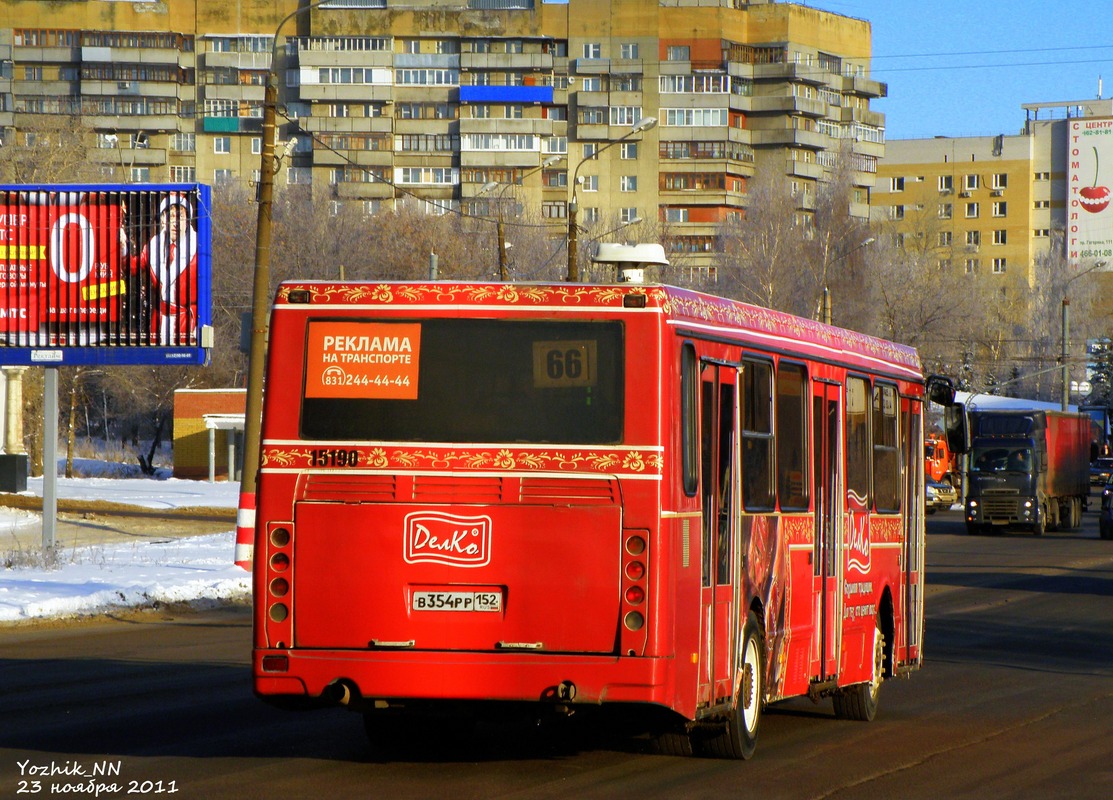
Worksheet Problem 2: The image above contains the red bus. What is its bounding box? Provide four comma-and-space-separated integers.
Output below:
251, 280, 945, 758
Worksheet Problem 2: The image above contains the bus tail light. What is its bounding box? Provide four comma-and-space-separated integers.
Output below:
261, 655, 289, 673
266, 522, 295, 646
621, 531, 649, 648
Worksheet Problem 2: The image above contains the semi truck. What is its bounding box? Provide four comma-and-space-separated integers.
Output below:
963, 409, 1091, 536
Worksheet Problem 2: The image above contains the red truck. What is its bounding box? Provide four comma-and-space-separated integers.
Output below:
925, 432, 959, 487
963, 409, 1091, 535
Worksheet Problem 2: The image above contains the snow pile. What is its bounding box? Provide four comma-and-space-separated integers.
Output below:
0, 532, 249, 622
0, 465, 248, 623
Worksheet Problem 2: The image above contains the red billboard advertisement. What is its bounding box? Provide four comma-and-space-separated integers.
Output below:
0, 184, 211, 365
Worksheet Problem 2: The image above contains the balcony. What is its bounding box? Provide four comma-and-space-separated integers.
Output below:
749, 127, 827, 150
336, 180, 394, 200
459, 85, 553, 105
203, 116, 262, 133
202, 84, 265, 103
313, 148, 393, 167
460, 53, 553, 72
460, 150, 544, 169
743, 95, 827, 117
81, 46, 183, 66
297, 83, 394, 103
202, 52, 272, 71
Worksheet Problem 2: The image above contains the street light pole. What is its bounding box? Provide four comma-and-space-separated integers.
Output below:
479, 154, 562, 281
1061, 297, 1070, 411
239, 2, 328, 569
566, 116, 656, 283
820, 235, 874, 325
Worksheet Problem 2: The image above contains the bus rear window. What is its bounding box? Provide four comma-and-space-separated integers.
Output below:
299, 319, 624, 444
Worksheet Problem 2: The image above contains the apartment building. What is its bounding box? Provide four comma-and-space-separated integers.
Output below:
874, 98, 1113, 303
0, 0, 885, 273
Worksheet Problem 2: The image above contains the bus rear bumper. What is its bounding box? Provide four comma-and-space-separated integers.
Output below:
254, 649, 676, 710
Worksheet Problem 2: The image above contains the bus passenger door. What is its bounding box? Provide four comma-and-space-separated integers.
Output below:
812, 381, 841, 680
901, 399, 925, 665
699, 363, 739, 706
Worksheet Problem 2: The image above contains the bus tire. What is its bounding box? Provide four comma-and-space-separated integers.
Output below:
703, 611, 763, 760
648, 727, 694, 757
833, 618, 883, 722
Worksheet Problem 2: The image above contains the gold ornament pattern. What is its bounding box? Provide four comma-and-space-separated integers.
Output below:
262, 444, 664, 476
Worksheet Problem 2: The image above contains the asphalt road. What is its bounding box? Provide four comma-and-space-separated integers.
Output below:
2, 506, 1112, 800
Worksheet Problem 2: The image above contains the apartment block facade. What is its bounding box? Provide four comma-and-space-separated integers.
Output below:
874, 98, 1113, 302
0, 0, 885, 272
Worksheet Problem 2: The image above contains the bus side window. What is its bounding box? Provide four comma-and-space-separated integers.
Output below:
681, 342, 699, 497
742, 359, 775, 510
846, 376, 870, 508
776, 363, 808, 510
873, 383, 900, 512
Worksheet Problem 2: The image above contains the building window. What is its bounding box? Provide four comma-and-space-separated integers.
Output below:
610, 106, 642, 126
287, 167, 311, 184
992, 258, 1007, 273
964, 258, 979, 274
667, 45, 690, 61
665, 207, 689, 223
938, 203, 952, 219
938, 231, 952, 247
939, 175, 953, 192
214, 168, 234, 185
621, 142, 638, 159
620, 43, 639, 59
662, 108, 729, 127
471, 104, 491, 119
583, 42, 601, 59
620, 207, 638, 223
583, 143, 598, 159
1034, 171, 1050, 181
965, 202, 979, 219
214, 137, 231, 154
890, 177, 904, 192
964, 174, 979, 191
581, 76, 602, 92
1034, 228, 1050, 238
544, 135, 568, 154
581, 175, 598, 192
966, 231, 980, 247
890, 205, 904, 220
993, 229, 1007, 245
992, 201, 1007, 217
170, 133, 195, 153
504, 104, 523, 119
620, 175, 638, 192
169, 166, 196, 182
581, 107, 606, 124
992, 173, 1008, 190
542, 201, 567, 219
1034, 199, 1050, 209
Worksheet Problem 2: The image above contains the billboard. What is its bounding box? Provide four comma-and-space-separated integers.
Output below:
1067, 118, 1113, 265
0, 183, 212, 366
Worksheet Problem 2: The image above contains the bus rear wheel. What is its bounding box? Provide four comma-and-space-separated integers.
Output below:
833, 618, 883, 722
702, 611, 763, 760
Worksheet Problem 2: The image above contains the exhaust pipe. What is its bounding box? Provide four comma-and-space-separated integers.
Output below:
327, 681, 353, 706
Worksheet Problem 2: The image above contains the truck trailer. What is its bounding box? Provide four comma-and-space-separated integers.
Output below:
963, 409, 1090, 535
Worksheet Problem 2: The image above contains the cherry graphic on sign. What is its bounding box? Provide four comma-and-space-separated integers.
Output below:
1080, 146, 1111, 214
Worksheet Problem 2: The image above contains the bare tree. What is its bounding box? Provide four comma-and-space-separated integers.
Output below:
714, 163, 809, 314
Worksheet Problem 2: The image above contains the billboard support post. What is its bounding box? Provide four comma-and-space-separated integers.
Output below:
42, 367, 57, 551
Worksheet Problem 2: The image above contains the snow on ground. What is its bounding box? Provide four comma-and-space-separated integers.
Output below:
0, 460, 248, 623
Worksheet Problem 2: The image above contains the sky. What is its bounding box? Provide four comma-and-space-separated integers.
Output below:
0, 465, 246, 623
817, 0, 1113, 140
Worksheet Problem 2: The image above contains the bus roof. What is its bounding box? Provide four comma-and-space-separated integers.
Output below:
274, 280, 923, 382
